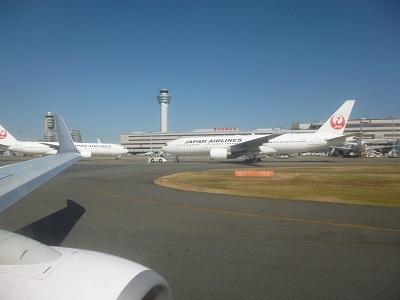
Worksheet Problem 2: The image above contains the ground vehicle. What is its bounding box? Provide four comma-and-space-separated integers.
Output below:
148, 155, 168, 163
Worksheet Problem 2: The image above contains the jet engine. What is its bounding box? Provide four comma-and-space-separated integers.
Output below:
45, 149, 58, 155
209, 148, 239, 160
0, 230, 172, 300
79, 150, 92, 158
259, 145, 277, 155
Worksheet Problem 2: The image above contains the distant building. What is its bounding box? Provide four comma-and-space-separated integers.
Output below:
44, 112, 81, 142
69, 129, 82, 143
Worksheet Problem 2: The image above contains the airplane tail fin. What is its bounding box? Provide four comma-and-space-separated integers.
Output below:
54, 115, 80, 154
0, 124, 19, 146
316, 100, 355, 136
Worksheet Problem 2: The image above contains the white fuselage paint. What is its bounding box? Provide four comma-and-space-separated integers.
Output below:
259, 133, 346, 154
8, 143, 54, 155
162, 135, 253, 156
72, 143, 128, 156
8, 142, 128, 157
162, 133, 345, 157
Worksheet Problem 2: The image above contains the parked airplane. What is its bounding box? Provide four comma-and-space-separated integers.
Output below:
0, 115, 172, 300
161, 100, 355, 162
162, 133, 282, 163
0, 124, 128, 158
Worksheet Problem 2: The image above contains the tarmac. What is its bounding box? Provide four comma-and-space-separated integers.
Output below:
1, 155, 400, 299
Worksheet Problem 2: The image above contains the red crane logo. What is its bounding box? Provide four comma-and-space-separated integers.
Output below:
0, 129, 7, 139
330, 115, 346, 130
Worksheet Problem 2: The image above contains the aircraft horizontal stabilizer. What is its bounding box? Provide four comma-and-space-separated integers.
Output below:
326, 133, 357, 143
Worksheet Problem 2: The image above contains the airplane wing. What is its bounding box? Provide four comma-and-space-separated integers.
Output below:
0, 115, 172, 300
40, 142, 59, 150
233, 133, 281, 150
0, 115, 81, 214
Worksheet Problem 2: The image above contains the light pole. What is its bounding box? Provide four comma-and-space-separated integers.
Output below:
389, 116, 396, 157
359, 118, 365, 133
150, 130, 153, 153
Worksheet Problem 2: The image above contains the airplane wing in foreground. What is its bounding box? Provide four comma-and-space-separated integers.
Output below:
0, 115, 172, 300
0, 115, 81, 214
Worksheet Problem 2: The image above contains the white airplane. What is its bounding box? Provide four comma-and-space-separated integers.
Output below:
0, 115, 172, 300
161, 100, 355, 162
162, 133, 282, 163
0, 125, 128, 158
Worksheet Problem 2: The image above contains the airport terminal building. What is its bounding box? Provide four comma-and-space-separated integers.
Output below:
120, 118, 400, 155
120, 90, 399, 155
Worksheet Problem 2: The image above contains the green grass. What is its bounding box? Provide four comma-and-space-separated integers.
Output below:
154, 166, 400, 207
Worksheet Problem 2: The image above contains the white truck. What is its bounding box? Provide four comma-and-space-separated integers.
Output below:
147, 155, 168, 163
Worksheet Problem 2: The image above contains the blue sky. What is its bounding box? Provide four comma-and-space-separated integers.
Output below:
0, 0, 399, 143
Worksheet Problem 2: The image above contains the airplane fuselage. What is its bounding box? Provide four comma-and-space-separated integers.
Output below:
162, 133, 346, 157
260, 133, 346, 154
73, 143, 128, 156
162, 135, 257, 156
8, 143, 54, 155
8, 142, 128, 157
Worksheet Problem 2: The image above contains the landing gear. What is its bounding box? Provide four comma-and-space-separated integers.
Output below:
173, 156, 180, 162
244, 157, 261, 163
244, 151, 261, 163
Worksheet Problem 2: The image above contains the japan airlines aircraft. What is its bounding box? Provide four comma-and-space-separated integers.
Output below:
162, 133, 282, 163
0, 115, 172, 300
161, 100, 355, 162
0, 125, 128, 158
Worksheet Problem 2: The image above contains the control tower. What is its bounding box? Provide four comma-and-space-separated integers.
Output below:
157, 89, 171, 132
44, 112, 56, 142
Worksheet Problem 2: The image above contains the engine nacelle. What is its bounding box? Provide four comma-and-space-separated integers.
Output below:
79, 150, 92, 158
0, 230, 172, 300
259, 145, 277, 155
45, 149, 58, 155
209, 148, 238, 160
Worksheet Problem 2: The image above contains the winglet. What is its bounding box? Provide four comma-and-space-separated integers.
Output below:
55, 115, 80, 154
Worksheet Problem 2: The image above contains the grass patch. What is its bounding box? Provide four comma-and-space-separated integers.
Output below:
154, 166, 400, 207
